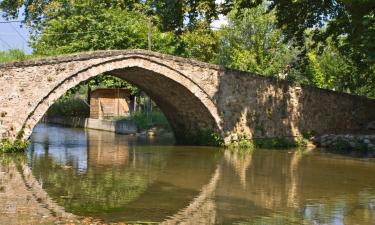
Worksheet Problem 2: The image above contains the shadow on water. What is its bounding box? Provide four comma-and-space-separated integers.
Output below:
2, 123, 375, 224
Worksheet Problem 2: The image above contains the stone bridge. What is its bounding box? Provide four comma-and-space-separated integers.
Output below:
1, 49, 375, 144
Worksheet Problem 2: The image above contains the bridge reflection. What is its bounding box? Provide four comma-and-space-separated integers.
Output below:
2, 124, 375, 224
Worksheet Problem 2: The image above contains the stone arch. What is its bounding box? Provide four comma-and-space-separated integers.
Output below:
21, 55, 223, 143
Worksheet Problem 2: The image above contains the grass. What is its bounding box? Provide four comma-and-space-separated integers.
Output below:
0, 49, 32, 63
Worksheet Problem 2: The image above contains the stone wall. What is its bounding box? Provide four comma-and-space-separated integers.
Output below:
315, 134, 375, 152
217, 69, 375, 143
0, 49, 375, 145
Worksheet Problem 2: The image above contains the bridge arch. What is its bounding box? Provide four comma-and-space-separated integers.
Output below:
2, 50, 375, 145
14, 53, 222, 142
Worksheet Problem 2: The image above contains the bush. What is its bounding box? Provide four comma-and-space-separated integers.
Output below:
253, 136, 310, 149
227, 136, 310, 151
116, 111, 171, 130
227, 135, 255, 151
0, 139, 30, 153
177, 129, 224, 146
47, 97, 89, 117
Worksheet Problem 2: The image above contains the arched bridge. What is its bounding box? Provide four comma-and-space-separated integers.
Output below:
1, 49, 374, 144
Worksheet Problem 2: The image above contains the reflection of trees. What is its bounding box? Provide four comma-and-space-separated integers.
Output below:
31, 155, 149, 214
25, 124, 375, 224
28, 126, 177, 215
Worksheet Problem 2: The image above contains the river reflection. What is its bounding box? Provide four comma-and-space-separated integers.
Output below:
16, 123, 375, 224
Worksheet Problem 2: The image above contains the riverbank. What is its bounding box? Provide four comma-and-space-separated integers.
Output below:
45, 117, 138, 134
44, 116, 174, 139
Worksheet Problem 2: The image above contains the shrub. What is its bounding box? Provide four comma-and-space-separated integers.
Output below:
227, 136, 310, 151
178, 129, 224, 146
0, 139, 30, 153
116, 111, 171, 131
253, 137, 309, 149
47, 97, 89, 117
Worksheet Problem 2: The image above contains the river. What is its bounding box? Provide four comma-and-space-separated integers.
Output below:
1, 123, 375, 224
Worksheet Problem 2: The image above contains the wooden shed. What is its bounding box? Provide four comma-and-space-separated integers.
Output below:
89, 88, 134, 119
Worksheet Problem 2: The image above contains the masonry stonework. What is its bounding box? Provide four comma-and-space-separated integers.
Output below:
0, 50, 374, 144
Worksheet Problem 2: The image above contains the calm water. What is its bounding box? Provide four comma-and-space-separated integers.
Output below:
22, 123, 375, 224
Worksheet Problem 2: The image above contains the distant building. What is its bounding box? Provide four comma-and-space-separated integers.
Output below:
89, 88, 134, 119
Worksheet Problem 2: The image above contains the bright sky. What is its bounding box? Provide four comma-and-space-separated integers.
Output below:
0, 12, 32, 54
212, 0, 228, 29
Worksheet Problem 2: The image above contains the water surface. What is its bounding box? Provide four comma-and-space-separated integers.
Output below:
22, 123, 375, 224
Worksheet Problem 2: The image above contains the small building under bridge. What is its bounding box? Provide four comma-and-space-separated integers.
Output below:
89, 88, 134, 119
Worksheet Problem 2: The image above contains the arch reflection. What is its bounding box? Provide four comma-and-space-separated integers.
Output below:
2, 123, 374, 224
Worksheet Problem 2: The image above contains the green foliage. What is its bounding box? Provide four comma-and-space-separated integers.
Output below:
47, 97, 89, 117
0, 139, 30, 153
328, 138, 369, 153
216, 5, 298, 77
227, 140, 255, 152
0, 49, 30, 63
31, 7, 175, 55
305, 40, 363, 94
227, 135, 310, 150
226, 134, 254, 151
0, 0, 221, 34
182, 130, 224, 147
237, 0, 375, 98
31, 154, 149, 214
253, 137, 302, 149
0, 153, 27, 166
180, 24, 219, 63
116, 111, 171, 131
87, 75, 139, 95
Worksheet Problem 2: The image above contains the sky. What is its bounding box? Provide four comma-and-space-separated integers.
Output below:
0, 12, 32, 54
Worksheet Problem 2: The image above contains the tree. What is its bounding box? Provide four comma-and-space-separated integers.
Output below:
27, 3, 178, 94
305, 39, 365, 94
231, 0, 375, 97
0, 0, 219, 33
216, 4, 298, 77
180, 22, 219, 63
31, 5, 175, 55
